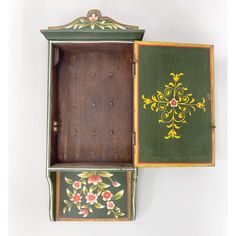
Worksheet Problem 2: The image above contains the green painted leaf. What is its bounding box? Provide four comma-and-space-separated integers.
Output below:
98, 171, 113, 178
116, 24, 126, 30
66, 188, 73, 198
114, 207, 121, 212
81, 179, 86, 185
112, 190, 124, 200
83, 186, 88, 195
81, 204, 89, 209
97, 188, 102, 196
107, 209, 112, 215
89, 185, 97, 193
63, 206, 67, 214
117, 212, 125, 217
64, 177, 73, 184
98, 182, 110, 189
94, 202, 105, 209
89, 207, 93, 213
76, 203, 81, 210
77, 171, 94, 178
63, 200, 71, 206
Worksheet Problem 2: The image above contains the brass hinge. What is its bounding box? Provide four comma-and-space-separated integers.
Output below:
211, 123, 216, 129
132, 60, 136, 78
132, 131, 136, 145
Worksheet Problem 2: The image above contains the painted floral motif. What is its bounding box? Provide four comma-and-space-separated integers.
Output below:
72, 181, 81, 190
102, 190, 113, 201
65, 12, 126, 30
107, 201, 115, 209
63, 171, 125, 218
112, 181, 121, 187
88, 174, 102, 185
142, 73, 206, 139
70, 193, 82, 204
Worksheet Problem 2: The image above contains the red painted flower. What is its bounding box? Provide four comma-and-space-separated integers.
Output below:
88, 174, 102, 185
85, 193, 98, 205
70, 193, 82, 204
106, 201, 115, 210
102, 190, 113, 201
170, 98, 178, 107
89, 13, 98, 22
112, 181, 121, 187
79, 209, 89, 217
72, 181, 81, 190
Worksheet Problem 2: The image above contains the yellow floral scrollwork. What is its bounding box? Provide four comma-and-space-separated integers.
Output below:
142, 73, 206, 139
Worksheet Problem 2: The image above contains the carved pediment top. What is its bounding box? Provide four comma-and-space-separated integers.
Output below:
48, 9, 139, 31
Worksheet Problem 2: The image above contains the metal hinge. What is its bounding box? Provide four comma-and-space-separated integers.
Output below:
52, 121, 58, 132
211, 123, 216, 129
132, 131, 136, 145
132, 60, 136, 78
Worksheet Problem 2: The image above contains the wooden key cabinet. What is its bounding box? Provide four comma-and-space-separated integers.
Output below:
41, 9, 215, 221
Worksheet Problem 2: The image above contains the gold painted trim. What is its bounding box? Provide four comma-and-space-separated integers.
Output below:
133, 41, 215, 168
55, 171, 133, 221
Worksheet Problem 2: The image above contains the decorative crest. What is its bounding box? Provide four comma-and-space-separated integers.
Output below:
48, 9, 138, 31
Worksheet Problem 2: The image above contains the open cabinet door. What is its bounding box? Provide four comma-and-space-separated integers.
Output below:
133, 41, 215, 167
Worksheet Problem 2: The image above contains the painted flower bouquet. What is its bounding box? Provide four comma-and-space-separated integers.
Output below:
63, 171, 125, 218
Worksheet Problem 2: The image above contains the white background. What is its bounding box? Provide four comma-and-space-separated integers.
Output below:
8, 0, 227, 236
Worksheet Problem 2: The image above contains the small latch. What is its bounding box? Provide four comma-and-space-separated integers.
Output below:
132, 60, 136, 78
132, 131, 136, 145
211, 124, 216, 129
53, 121, 58, 132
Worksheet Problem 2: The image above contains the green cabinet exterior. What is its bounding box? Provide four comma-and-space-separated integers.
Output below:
41, 9, 215, 222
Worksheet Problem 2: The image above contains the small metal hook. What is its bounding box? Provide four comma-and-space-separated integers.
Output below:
72, 73, 78, 79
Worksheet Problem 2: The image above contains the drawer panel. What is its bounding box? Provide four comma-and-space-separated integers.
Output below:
54, 169, 136, 221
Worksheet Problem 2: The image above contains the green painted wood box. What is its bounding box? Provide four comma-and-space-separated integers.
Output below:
41, 9, 215, 221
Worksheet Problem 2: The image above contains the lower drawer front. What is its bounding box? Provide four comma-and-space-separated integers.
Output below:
54, 169, 136, 221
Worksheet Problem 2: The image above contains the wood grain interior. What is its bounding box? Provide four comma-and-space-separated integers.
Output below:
51, 43, 133, 164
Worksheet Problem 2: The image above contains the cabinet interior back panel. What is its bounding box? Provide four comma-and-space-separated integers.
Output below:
54, 43, 133, 163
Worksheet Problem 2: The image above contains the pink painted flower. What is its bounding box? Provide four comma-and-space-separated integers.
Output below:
112, 181, 121, 187
85, 193, 98, 205
88, 174, 102, 185
72, 181, 81, 190
70, 193, 82, 204
107, 201, 115, 210
89, 13, 98, 22
102, 190, 113, 201
79, 209, 89, 217
170, 98, 178, 107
